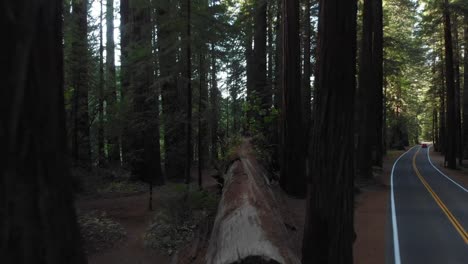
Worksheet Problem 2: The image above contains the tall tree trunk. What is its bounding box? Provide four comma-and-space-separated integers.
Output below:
198, 51, 208, 188
246, 16, 254, 133
302, 0, 312, 138
302, 0, 357, 262
433, 108, 438, 147
1, 1, 86, 262
120, 0, 130, 161
70, 0, 90, 168
184, 0, 192, 184
443, 0, 457, 169
357, 0, 381, 179
463, 13, 468, 158
274, 0, 282, 110
280, 0, 306, 197
268, 1, 274, 110
198, 54, 203, 189
98, 0, 105, 166
210, 43, 220, 163
254, 0, 269, 133
432, 52, 439, 151
158, 0, 185, 179
452, 15, 462, 166
440, 56, 446, 155
272, 0, 282, 171
373, 0, 384, 167
302, 0, 312, 130
106, 0, 120, 164
127, 0, 163, 184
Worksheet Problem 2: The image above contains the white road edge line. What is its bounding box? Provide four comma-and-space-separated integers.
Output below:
391, 146, 417, 264
426, 145, 468, 193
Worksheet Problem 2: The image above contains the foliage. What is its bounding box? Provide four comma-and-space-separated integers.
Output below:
143, 183, 219, 256
77, 210, 127, 254
97, 180, 148, 194
219, 134, 242, 163
383, 0, 428, 146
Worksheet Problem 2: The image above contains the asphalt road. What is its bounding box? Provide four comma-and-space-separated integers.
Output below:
387, 146, 468, 264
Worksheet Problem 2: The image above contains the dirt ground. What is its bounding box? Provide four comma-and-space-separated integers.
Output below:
352, 150, 404, 264
273, 151, 406, 264
77, 145, 434, 264
76, 168, 218, 264
77, 192, 171, 264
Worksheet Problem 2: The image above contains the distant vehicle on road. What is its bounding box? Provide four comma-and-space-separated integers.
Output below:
421, 143, 428, 148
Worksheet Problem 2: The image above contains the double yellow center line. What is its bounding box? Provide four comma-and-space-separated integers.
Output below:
412, 148, 468, 244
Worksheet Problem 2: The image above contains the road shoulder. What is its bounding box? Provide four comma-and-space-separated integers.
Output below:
428, 148, 468, 190
353, 150, 405, 264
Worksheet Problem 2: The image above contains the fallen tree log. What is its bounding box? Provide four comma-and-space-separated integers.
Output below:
205, 141, 300, 264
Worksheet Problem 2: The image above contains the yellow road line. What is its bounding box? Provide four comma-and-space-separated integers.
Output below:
412, 148, 468, 244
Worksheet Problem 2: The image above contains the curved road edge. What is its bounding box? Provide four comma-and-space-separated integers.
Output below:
426, 146, 468, 193
390, 146, 418, 264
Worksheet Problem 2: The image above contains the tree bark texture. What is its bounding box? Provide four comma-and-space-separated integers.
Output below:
210, 43, 220, 162
106, 0, 121, 164
452, 15, 463, 165
206, 141, 300, 264
0, 1, 86, 262
98, 0, 105, 166
302, 0, 312, 132
357, 0, 383, 180
70, 0, 91, 167
463, 13, 468, 158
302, 0, 357, 262
280, 0, 306, 197
443, 0, 457, 169
127, 0, 163, 184
158, 0, 185, 179
254, 0, 269, 133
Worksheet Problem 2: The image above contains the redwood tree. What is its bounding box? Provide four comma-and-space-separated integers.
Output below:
463, 13, 468, 158
254, 0, 269, 132
452, 15, 462, 166
302, 0, 312, 132
98, 0, 105, 166
106, 0, 120, 164
127, 0, 163, 184
70, 0, 91, 167
280, 0, 306, 197
1, 1, 86, 262
443, 0, 457, 169
302, 0, 357, 262
357, 0, 384, 179
158, 0, 186, 180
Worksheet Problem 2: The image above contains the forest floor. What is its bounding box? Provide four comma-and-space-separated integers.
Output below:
75, 167, 219, 264
73, 143, 427, 264
259, 148, 407, 263
245, 139, 407, 262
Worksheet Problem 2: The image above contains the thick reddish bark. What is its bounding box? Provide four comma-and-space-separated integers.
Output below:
280, 0, 306, 197
357, 0, 384, 179
70, 0, 90, 167
127, 0, 163, 184
443, 0, 456, 169
158, 0, 185, 179
463, 14, 468, 158
302, 0, 312, 131
302, 0, 357, 262
1, 1, 86, 262
106, 0, 120, 164
254, 0, 269, 132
